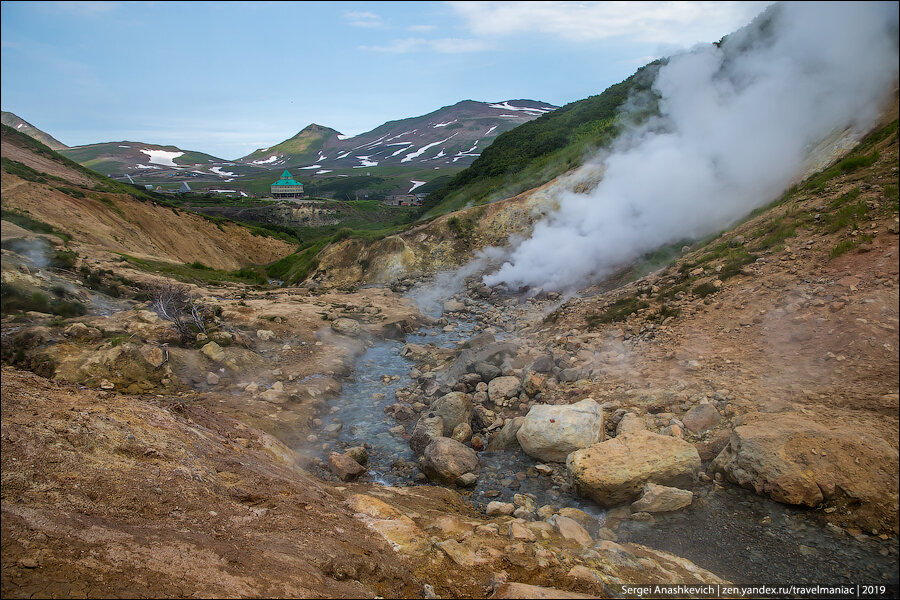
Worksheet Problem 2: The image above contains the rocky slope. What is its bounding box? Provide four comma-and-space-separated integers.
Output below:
1, 111, 68, 151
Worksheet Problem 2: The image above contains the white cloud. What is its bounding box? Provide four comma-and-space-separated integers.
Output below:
408, 24, 436, 32
343, 10, 383, 28
448, 1, 772, 47
362, 37, 492, 54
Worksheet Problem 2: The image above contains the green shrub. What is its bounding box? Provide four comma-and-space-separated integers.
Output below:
586, 296, 649, 327
692, 282, 719, 298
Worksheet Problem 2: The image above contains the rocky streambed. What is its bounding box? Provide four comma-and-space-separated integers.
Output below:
302, 278, 899, 589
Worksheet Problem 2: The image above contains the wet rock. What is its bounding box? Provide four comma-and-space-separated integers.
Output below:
516, 398, 604, 462
345, 446, 368, 466
328, 452, 365, 481
409, 413, 444, 455
682, 403, 722, 433
630, 483, 693, 513
451, 422, 472, 443
456, 472, 478, 487
421, 437, 479, 484
486, 417, 524, 452
206, 372, 220, 386
430, 392, 473, 437
567, 431, 701, 506
488, 376, 521, 403
534, 464, 553, 476
513, 493, 538, 512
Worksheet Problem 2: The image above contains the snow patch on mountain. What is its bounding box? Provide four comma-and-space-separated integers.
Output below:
408, 180, 426, 193
140, 149, 184, 167
401, 134, 457, 163
252, 155, 280, 165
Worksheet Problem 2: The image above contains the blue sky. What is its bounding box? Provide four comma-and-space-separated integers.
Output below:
1, 1, 770, 160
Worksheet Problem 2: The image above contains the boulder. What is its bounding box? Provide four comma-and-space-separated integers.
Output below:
409, 414, 445, 455
630, 483, 693, 513
710, 412, 898, 531
138, 345, 166, 369
451, 422, 473, 443
442, 299, 466, 313
200, 341, 226, 362
486, 501, 516, 516
567, 430, 701, 506
475, 362, 502, 381
516, 399, 605, 463
550, 515, 592, 547
421, 437, 479, 484
430, 392, 473, 437
682, 403, 722, 433
328, 452, 365, 481
488, 376, 521, 402
615, 413, 646, 436
441, 342, 518, 385
331, 318, 362, 337
256, 329, 276, 341
486, 417, 524, 452
530, 355, 555, 374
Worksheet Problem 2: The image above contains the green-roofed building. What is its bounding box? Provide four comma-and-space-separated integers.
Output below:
270, 169, 304, 199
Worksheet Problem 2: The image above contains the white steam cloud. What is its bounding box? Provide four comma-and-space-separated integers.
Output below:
484, 1, 899, 291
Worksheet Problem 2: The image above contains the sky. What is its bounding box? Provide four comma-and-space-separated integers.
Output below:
1, 1, 771, 160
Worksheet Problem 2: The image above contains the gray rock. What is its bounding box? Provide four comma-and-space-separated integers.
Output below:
474, 362, 502, 381
516, 398, 604, 462
486, 417, 524, 451
430, 391, 473, 437
682, 403, 722, 433
331, 318, 362, 337
421, 437, 479, 484
410, 414, 445, 456
488, 376, 521, 402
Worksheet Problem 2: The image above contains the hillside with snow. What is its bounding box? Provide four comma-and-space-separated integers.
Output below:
235, 99, 557, 171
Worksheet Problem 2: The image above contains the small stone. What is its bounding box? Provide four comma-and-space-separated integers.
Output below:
486, 501, 515, 516
206, 372, 220, 386
456, 472, 478, 487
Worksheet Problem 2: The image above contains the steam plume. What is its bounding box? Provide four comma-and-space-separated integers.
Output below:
484, 2, 899, 291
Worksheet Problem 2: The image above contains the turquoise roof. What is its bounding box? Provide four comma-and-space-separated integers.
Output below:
272, 169, 303, 186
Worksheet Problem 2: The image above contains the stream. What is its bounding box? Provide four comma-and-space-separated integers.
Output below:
308, 299, 899, 588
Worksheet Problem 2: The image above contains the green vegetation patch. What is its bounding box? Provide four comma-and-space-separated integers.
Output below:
1, 283, 86, 317
119, 254, 268, 286
586, 295, 649, 328
0, 209, 71, 242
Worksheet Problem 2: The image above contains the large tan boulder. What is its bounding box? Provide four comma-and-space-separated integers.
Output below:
711, 412, 898, 531
516, 399, 604, 462
631, 483, 693, 513
567, 431, 700, 506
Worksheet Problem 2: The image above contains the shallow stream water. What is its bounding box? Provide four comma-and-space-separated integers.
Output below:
312, 310, 898, 587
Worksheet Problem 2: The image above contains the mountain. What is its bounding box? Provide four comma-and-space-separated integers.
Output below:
1, 111, 68, 151
58, 142, 244, 179
236, 99, 558, 172
421, 64, 661, 215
